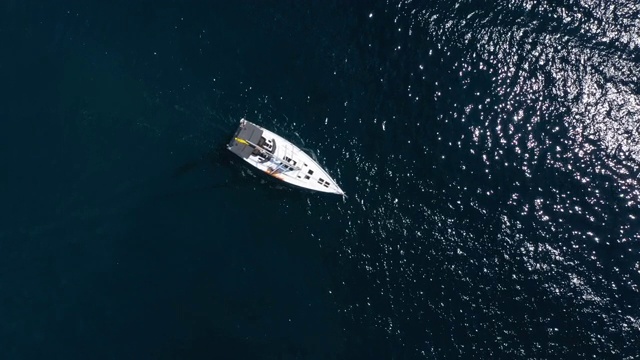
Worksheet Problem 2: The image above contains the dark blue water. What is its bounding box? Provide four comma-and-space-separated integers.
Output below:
2, 1, 639, 359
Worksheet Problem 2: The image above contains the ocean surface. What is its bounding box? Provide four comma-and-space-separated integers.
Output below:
2, 0, 640, 359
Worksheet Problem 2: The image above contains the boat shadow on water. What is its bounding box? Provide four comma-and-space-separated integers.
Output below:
10, 144, 322, 240
166, 145, 314, 201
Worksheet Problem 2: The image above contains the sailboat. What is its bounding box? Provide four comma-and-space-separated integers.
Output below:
227, 119, 345, 195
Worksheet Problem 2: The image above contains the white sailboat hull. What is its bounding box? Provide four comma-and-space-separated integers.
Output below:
227, 119, 345, 195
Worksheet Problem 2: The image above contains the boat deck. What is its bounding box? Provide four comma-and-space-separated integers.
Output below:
228, 119, 344, 195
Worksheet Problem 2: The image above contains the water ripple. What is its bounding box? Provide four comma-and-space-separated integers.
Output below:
313, 0, 640, 357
